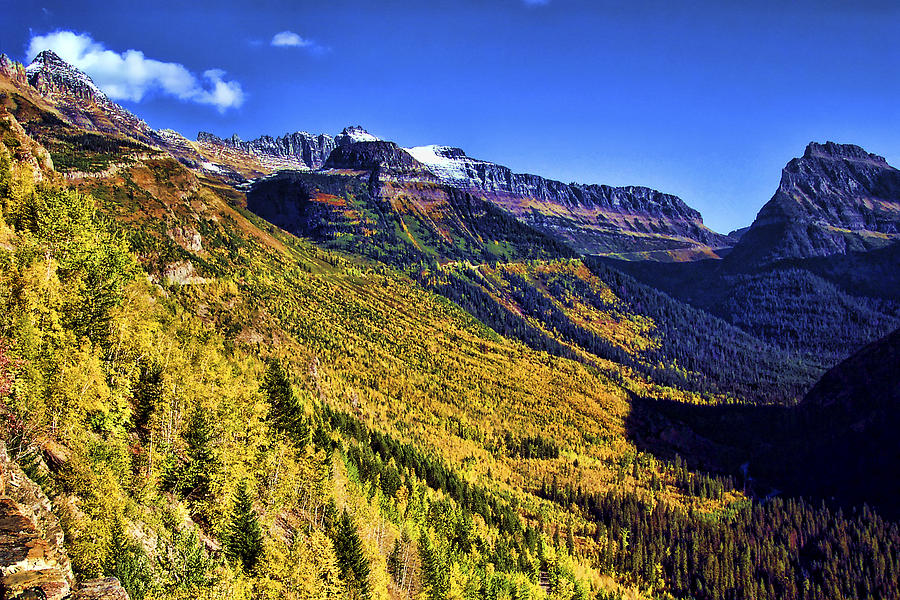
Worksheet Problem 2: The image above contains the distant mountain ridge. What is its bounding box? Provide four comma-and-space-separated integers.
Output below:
403, 144, 729, 257
196, 125, 381, 171
11, 49, 900, 266
201, 128, 730, 258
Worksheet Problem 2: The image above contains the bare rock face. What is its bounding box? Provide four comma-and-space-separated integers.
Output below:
729, 141, 900, 267
67, 578, 130, 600
2, 569, 69, 600
0, 445, 72, 586
323, 140, 424, 173
0, 498, 58, 575
0, 442, 129, 600
197, 130, 336, 170
0, 55, 27, 86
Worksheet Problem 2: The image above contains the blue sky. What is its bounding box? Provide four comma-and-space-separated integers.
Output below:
2, 0, 899, 232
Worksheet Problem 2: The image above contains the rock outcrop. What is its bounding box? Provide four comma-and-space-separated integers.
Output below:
0, 55, 27, 86
0, 443, 129, 600
323, 140, 424, 173
728, 141, 900, 267
197, 130, 336, 170
67, 578, 130, 600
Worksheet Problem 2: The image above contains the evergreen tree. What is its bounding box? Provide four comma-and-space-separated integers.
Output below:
133, 360, 163, 432
387, 538, 402, 580
181, 406, 216, 499
332, 509, 371, 599
419, 531, 449, 600
222, 479, 263, 572
262, 357, 306, 439
105, 520, 152, 600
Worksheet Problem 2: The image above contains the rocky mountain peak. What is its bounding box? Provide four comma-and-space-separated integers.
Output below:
28, 49, 66, 70
335, 125, 380, 146
26, 50, 107, 103
727, 141, 900, 267
803, 141, 887, 164
21, 48, 155, 145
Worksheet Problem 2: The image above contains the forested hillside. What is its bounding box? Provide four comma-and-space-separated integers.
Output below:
1, 53, 900, 600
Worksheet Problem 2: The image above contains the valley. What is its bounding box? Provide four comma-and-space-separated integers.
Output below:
0, 46, 897, 600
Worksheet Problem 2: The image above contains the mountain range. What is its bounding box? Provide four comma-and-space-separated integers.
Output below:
1, 47, 899, 600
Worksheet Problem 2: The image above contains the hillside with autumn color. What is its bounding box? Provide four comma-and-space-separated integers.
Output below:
0, 48, 898, 600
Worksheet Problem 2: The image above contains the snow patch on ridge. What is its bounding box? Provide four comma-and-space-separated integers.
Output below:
404, 145, 492, 186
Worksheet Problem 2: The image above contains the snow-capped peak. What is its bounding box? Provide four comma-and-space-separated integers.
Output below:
336, 125, 380, 144
26, 49, 108, 101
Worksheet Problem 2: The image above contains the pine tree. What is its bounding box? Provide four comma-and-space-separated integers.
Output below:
419, 531, 448, 600
262, 357, 306, 439
333, 509, 370, 599
222, 479, 263, 572
182, 406, 216, 499
133, 361, 163, 432
387, 537, 402, 579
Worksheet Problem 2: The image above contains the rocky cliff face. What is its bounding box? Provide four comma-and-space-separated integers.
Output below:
729, 141, 900, 267
197, 130, 335, 170
0, 442, 129, 599
324, 140, 424, 173
404, 145, 729, 257
23, 51, 154, 145
196, 125, 383, 172
0, 55, 27, 86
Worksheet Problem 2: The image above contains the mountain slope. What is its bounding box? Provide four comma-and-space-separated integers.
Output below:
1, 47, 900, 600
610, 141, 900, 372
783, 325, 900, 512
405, 144, 731, 259
246, 147, 577, 266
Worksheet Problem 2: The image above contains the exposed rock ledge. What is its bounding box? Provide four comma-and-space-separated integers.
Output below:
0, 442, 129, 600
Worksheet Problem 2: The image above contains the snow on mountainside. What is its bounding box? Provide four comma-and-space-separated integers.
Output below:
401, 143, 729, 257
22, 49, 156, 144
404, 145, 492, 187
25, 49, 108, 102
335, 125, 380, 144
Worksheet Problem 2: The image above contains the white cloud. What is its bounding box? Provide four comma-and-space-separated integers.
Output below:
271, 30, 313, 48
27, 30, 244, 112
270, 30, 328, 54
